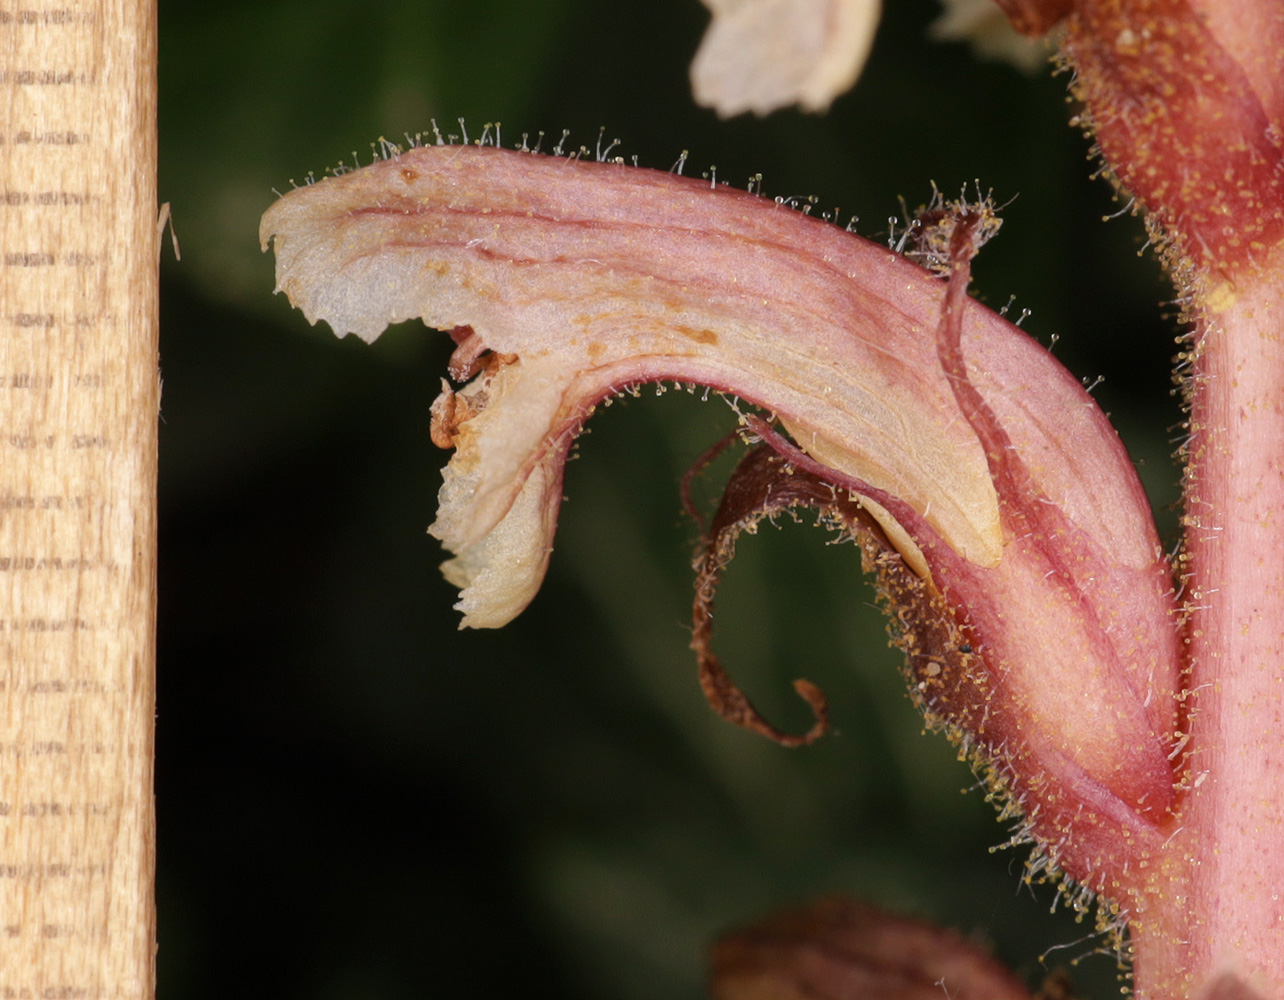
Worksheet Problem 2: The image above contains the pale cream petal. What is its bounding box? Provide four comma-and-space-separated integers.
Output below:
691, 0, 880, 116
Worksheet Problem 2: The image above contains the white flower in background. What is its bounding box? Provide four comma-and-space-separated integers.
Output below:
690, 0, 880, 116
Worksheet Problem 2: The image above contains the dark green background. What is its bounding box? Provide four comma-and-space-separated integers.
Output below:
157, 0, 1181, 996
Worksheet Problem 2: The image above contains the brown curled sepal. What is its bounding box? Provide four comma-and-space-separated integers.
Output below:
690, 443, 870, 746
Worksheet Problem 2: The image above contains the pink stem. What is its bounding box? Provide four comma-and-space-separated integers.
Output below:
1131, 261, 1284, 999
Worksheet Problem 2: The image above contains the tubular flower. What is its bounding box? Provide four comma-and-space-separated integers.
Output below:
260, 142, 1180, 912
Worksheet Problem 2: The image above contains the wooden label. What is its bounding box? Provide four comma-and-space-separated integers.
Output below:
0, 1, 157, 995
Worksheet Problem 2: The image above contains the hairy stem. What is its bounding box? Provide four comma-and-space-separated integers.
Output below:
1132, 257, 1284, 1000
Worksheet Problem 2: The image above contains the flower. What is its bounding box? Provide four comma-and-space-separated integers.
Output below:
690, 0, 881, 115
688, 0, 1046, 118
260, 140, 1181, 914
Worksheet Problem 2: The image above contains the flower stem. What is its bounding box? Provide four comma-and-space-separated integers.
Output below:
1132, 259, 1284, 999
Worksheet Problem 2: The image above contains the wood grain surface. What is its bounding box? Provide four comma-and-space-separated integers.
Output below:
0, 1, 157, 994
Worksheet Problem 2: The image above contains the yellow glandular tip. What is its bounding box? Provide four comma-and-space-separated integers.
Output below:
1204, 280, 1239, 314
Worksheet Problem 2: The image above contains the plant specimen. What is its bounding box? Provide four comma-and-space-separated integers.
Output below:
259, 1, 1283, 996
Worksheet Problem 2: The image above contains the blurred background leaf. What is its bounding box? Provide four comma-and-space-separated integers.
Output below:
157, 0, 1181, 996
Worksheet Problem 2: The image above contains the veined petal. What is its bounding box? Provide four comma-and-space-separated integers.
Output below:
261, 143, 1014, 615
260, 145, 1154, 602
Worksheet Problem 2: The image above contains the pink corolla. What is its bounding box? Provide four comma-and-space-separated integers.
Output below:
261, 139, 1183, 961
